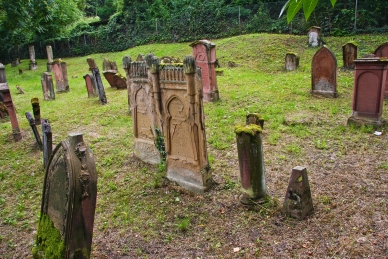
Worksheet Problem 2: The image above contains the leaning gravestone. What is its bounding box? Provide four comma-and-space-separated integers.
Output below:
25, 112, 42, 149
33, 133, 97, 259
342, 41, 358, 69
42, 119, 52, 169
311, 46, 337, 98
41, 72, 55, 100
52, 60, 69, 92
29, 45, 38, 70
83, 73, 98, 98
374, 42, 388, 98
87, 58, 107, 104
285, 53, 299, 71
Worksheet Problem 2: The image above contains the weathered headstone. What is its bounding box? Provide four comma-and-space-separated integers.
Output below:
348, 57, 388, 128
31, 97, 41, 125
41, 72, 55, 100
87, 58, 107, 104
29, 45, 38, 70
307, 26, 321, 47
83, 73, 98, 98
282, 166, 314, 220
46, 45, 54, 72
374, 42, 388, 98
16, 85, 25, 94
285, 53, 300, 71
52, 60, 69, 92
190, 40, 219, 102
25, 112, 42, 149
122, 55, 132, 112
102, 58, 117, 72
0, 63, 22, 141
342, 42, 358, 69
235, 114, 266, 205
102, 71, 117, 87
136, 54, 145, 62
11, 58, 20, 67
311, 46, 337, 98
33, 133, 97, 259
114, 73, 127, 89
42, 119, 52, 169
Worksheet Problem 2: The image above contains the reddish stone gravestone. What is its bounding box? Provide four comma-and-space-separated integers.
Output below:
342, 42, 358, 69
25, 111, 42, 149
347, 57, 388, 128
41, 72, 55, 100
374, 42, 388, 98
83, 73, 98, 98
31, 97, 41, 125
282, 166, 314, 220
0, 63, 22, 141
235, 113, 266, 205
87, 58, 107, 104
46, 45, 53, 72
52, 60, 69, 92
285, 53, 299, 71
33, 133, 97, 259
311, 46, 337, 98
113, 73, 127, 89
42, 119, 52, 169
160, 56, 212, 193
29, 45, 38, 70
190, 40, 219, 102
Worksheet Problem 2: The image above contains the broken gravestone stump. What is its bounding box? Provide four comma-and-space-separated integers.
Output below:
41, 119, 52, 169
87, 58, 107, 104
285, 53, 299, 71
33, 133, 97, 259
46, 45, 54, 72
25, 112, 42, 149
102, 58, 117, 72
235, 114, 266, 205
31, 97, 41, 125
373, 42, 388, 98
52, 60, 69, 93
342, 41, 358, 69
16, 85, 24, 94
282, 166, 314, 220
41, 72, 55, 101
29, 45, 38, 70
83, 73, 98, 98
311, 46, 337, 98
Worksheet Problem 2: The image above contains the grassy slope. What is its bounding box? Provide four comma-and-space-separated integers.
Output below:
1, 33, 388, 258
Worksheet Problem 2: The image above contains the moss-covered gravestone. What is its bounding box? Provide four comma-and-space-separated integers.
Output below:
33, 133, 97, 259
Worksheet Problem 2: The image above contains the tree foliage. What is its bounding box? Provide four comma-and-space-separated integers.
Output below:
280, 0, 337, 23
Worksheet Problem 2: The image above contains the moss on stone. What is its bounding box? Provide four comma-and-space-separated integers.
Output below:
343, 41, 358, 47
234, 124, 262, 136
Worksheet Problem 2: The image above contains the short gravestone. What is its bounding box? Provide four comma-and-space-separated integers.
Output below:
102, 71, 117, 87
33, 133, 97, 259
41, 72, 55, 100
52, 60, 69, 92
190, 40, 219, 102
46, 45, 54, 72
16, 85, 25, 94
83, 73, 98, 98
31, 97, 41, 125
311, 46, 337, 98
374, 42, 388, 98
87, 58, 107, 104
307, 26, 322, 47
42, 119, 53, 169
113, 74, 127, 89
342, 42, 358, 69
25, 112, 42, 149
285, 53, 299, 71
29, 45, 38, 70
235, 113, 266, 205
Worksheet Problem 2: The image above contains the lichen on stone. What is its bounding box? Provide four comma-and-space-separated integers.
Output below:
234, 124, 262, 136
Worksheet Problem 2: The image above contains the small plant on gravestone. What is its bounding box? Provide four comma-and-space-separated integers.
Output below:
154, 128, 166, 162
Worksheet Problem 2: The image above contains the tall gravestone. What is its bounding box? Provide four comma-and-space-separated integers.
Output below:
87, 58, 107, 104
307, 26, 321, 47
285, 53, 299, 71
122, 55, 132, 112
342, 42, 358, 69
46, 45, 54, 72
83, 74, 98, 98
52, 60, 69, 92
311, 46, 337, 98
29, 45, 38, 70
0, 63, 22, 141
190, 40, 219, 102
42, 119, 52, 169
25, 112, 42, 149
33, 133, 97, 259
374, 42, 388, 98
160, 56, 212, 193
41, 72, 55, 100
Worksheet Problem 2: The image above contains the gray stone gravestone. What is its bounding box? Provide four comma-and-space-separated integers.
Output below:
285, 53, 300, 71
41, 72, 55, 100
29, 45, 38, 70
42, 119, 52, 169
25, 112, 42, 149
311, 46, 337, 98
87, 58, 107, 104
46, 45, 53, 72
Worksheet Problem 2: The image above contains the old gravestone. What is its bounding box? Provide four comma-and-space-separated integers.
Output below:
285, 53, 299, 71
42, 119, 52, 169
25, 112, 42, 149
311, 46, 337, 98
102, 58, 117, 72
342, 41, 358, 69
41, 72, 55, 100
307, 26, 322, 47
0, 63, 22, 141
122, 55, 132, 112
46, 45, 54, 72
31, 97, 41, 125
83, 73, 98, 98
87, 58, 107, 104
190, 40, 219, 102
29, 45, 38, 70
52, 60, 69, 92
374, 42, 388, 98
33, 133, 97, 259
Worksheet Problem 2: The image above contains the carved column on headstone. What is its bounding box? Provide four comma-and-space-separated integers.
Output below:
374, 42, 388, 98
122, 55, 132, 113
0, 63, 22, 141
46, 45, 53, 72
311, 46, 337, 98
146, 53, 163, 128
87, 58, 107, 104
41, 72, 55, 100
190, 40, 219, 102
348, 57, 388, 128
25, 112, 42, 149
342, 42, 358, 69
83, 73, 98, 98
42, 119, 52, 169
235, 113, 266, 205
52, 60, 69, 92
285, 53, 299, 71
29, 45, 38, 70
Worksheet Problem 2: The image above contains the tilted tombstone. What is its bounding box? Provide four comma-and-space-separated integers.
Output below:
0, 63, 22, 141
348, 57, 388, 128
311, 46, 337, 98
113, 74, 127, 89
29, 45, 38, 70
122, 55, 132, 112
374, 42, 388, 98
42, 119, 53, 169
16, 85, 25, 94
33, 133, 97, 259
25, 112, 42, 149
282, 166, 314, 220
285, 53, 300, 71
52, 60, 70, 92
83, 73, 98, 98
46, 45, 54, 72
190, 40, 219, 102
102, 71, 117, 87
160, 56, 212, 193
342, 42, 358, 69
31, 97, 41, 125
87, 58, 107, 104
41, 72, 55, 100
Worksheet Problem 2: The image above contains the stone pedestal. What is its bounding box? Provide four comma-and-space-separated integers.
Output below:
348, 58, 388, 128
285, 53, 299, 71
87, 58, 107, 104
311, 46, 337, 98
342, 42, 358, 69
52, 60, 69, 92
374, 42, 388, 98
41, 72, 55, 100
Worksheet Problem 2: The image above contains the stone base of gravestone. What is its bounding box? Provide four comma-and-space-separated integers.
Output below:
29, 62, 38, 70
133, 139, 161, 165
347, 115, 386, 129
311, 81, 337, 98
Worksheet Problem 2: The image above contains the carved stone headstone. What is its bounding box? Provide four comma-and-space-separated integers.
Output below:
348, 58, 388, 127
46, 45, 54, 72
190, 40, 219, 102
307, 26, 321, 47
342, 42, 358, 69
0, 63, 22, 141
52, 60, 69, 92
33, 133, 97, 259
235, 114, 266, 205
31, 97, 41, 125
42, 119, 52, 169
282, 166, 314, 220
87, 58, 107, 104
83, 73, 98, 98
29, 45, 38, 70
41, 72, 55, 100
311, 46, 337, 98
374, 42, 388, 98
285, 53, 299, 71
25, 112, 42, 149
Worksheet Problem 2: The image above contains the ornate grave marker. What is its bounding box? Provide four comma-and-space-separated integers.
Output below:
31, 97, 41, 125
190, 40, 219, 102
33, 133, 97, 259
83, 73, 98, 98
342, 42, 358, 69
311, 46, 337, 98
41, 72, 55, 100
52, 60, 69, 92
87, 58, 107, 104
374, 42, 388, 98
25, 112, 42, 149
42, 119, 53, 169
282, 166, 314, 220
285, 53, 299, 71
29, 45, 38, 70
46, 45, 54, 72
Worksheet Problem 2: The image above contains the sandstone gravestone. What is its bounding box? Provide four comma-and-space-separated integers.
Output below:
113, 73, 127, 89
83, 73, 98, 98
374, 42, 388, 98
41, 72, 55, 100
29, 45, 38, 70
33, 133, 97, 259
282, 166, 314, 220
190, 40, 219, 102
46, 45, 54, 72
307, 26, 321, 47
0, 63, 22, 141
122, 55, 132, 112
87, 58, 107, 104
42, 119, 53, 169
235, 114, 266, 205
342, 42, 358, 69
348, 57, 388, 128
31, 97, 41, 125
160, 56, 212, 193
102, 58, 117, 72
102, 71, 117, 87
285, 53, 299, 71
311, 46, 337, 98
25, 112, 42, 149
52, 60, 69, 92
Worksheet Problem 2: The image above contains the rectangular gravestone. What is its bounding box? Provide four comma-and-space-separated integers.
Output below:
311, 46, 337, 98
25, 112, 42, 149
83, 73, 98, 98
374, 42, 388, 98
46, 45, 53, 72
42, 119, 52, 169
285, 53, 299, 71
342, 42, 358, 69
41, 72, 55, 100
29, 45, 38, 70
52, 60, 69, 92
33, 133, 97, 259
87, 58, 107, 104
